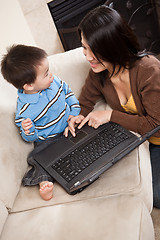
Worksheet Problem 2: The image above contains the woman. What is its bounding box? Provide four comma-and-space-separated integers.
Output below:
66, 5, 160, 208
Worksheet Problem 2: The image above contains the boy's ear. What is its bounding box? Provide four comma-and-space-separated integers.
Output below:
23, 83, 34, 91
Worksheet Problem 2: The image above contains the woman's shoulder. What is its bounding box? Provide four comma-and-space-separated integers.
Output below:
137, 54, 160, 69
130, 55, 160, 85
132, 55, 160, 78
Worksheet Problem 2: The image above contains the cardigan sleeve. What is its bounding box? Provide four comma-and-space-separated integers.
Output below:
111, 57, 160, 136
79, 70, 104, 116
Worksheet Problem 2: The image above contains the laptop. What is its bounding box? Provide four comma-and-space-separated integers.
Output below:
33, 121, 160, 195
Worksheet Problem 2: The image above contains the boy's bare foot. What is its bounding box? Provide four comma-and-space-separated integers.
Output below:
39, 181, 54, 201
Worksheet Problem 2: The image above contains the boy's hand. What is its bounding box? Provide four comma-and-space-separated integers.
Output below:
21, 118, 33, 134
63, 115, 74, 137
64, 114, 84, 137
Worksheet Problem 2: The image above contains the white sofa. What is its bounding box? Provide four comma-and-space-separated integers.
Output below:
0, 47, 155, 240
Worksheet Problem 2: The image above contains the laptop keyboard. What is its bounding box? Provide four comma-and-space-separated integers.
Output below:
51, 123, 129, 182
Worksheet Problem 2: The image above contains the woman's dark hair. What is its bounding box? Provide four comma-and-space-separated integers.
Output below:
1, 44, 47, 89
78, 5, 145, 85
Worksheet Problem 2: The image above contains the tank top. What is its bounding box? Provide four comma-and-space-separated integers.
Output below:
121, 95, 160, 145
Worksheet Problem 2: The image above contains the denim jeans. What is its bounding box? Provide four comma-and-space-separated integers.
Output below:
149, 143, 160, 208
22, 134, 62, 186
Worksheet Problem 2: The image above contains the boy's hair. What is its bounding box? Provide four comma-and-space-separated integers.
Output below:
1, 44, 47, 89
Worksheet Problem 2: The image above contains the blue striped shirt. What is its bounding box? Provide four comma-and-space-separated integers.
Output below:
15, 75, 80, 142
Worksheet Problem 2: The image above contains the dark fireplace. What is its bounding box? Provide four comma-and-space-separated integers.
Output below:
48, 0, 160, 54
48, 0, 107, 51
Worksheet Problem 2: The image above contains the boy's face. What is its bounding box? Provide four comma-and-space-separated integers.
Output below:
24, 58, 53, 94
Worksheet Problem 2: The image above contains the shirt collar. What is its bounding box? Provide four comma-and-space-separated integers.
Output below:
18, 89, 42, 103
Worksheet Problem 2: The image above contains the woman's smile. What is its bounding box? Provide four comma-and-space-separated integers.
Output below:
89, 61, 100, 68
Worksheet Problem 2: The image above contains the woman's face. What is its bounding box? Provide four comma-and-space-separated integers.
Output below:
81, 34, 113, 74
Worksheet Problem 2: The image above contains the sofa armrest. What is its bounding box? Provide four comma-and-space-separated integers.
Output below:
0, 200, 8, 237
0, 70, 33, 210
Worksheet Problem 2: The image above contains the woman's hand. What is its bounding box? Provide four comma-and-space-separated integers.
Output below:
64, 114, 84, 137
21, 118, 33, 134
78, 110, 112, 129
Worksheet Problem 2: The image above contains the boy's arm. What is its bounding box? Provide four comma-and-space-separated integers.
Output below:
15, 116, 38, 142
61, 79, 81, 116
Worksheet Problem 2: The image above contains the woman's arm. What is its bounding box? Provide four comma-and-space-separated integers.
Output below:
78, 110, 112, 129
78, 70, 103, 116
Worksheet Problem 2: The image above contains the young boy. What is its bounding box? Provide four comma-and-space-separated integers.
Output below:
1, 44, 80, 200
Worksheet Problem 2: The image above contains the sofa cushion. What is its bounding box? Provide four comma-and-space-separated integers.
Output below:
1, 195, 154, 240
11, 141, 152, 213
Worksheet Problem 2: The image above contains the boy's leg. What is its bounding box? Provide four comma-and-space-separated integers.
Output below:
22, 139, 57, 186
39, 181, 54, 201
22, 154, 54, 186
22, 153, 54, 200
22, 136, 62, 200
149, 143, 160, 208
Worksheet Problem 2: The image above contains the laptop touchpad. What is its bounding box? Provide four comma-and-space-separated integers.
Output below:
69, 130, 87, 143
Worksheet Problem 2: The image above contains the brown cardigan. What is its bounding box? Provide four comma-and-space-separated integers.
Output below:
79, 55, 160, 136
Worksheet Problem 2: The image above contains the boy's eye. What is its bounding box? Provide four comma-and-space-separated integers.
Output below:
45, 71, 49, 77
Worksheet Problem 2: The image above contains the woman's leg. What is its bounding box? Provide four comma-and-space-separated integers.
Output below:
149, 143, 160, 208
